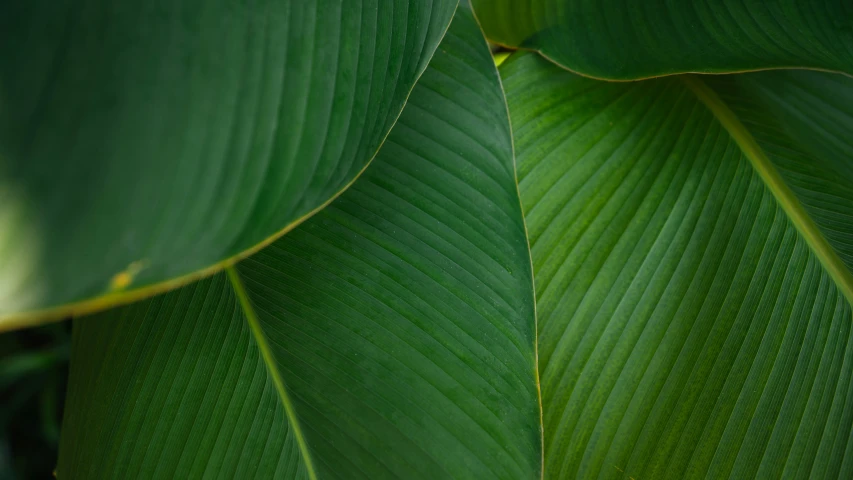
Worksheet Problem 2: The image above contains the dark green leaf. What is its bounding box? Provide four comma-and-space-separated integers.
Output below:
502, 51, 853, 479
0, 0, 456, 329
58, 9, 542, 479
472, 0, 853, 79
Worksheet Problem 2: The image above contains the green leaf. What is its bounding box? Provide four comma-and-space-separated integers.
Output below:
501, 51, 853, 478
0, 0, 457, 329
472, 0, 853, 79
58, 9, 542, 479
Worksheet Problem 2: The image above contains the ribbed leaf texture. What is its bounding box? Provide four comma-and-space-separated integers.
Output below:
502, 51, 853, 479
472, 0, 853, 79
57, 9, 542, 479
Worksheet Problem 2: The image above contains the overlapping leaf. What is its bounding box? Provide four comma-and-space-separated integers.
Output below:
0, 0, 456, 328
57, 9, 542, 479
502, 51, 853, 479
472, 0, 853, 79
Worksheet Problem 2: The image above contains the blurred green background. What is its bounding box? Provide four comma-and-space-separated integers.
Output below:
0, 322, 70, 479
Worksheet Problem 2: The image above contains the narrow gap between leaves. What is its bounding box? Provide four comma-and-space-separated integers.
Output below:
682, 75, 853, 307
225, 266, 319, 480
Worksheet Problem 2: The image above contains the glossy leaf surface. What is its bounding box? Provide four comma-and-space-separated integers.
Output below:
473, 0, 853, 79
502, 51, 853, 479
0, 0, 456, 328
58, 9, 542, 479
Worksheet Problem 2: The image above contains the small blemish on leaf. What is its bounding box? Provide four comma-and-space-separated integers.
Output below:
109, 260, 148, 291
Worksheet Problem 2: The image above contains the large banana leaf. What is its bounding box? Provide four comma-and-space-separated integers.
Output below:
0, 0, 456, 329
471, 0, 853, 79
502, 51, 853, 478
57, 8, 542, 479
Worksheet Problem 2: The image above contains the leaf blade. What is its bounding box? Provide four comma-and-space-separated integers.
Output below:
473, 0, 853, 79
58, 9, 541, 478
501, 51, 853, 479
0, 0, 457, 328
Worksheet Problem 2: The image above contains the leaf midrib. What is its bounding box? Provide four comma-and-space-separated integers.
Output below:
682, 75, 853, 306
226, 266, 318, 480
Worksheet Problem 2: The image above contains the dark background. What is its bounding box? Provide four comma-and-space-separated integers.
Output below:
0, 322, 70, 479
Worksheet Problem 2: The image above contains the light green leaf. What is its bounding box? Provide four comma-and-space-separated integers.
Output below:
502, 51, 853, 478
472, 0, 853, 79
58, 9, 542, 479
0, 0, 457, 329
